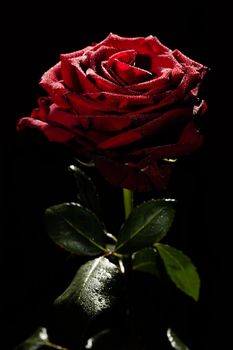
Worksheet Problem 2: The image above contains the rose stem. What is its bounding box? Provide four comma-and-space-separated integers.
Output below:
122, 190, 144, 348
123, 188, 134, 219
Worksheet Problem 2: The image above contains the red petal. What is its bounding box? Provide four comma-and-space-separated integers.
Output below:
101, 61, 120, 84
46, 107, 111, 145
99, 107, 193, 149
193, 99, 208, 116
87, 113, 161, 132
40, 62, 70, 109
87, 45, 118, 70
110, 59, 153, 85
84, 91, 152, 112
95, 155, 171, 192
173, 49, 208, 74
125, 66, 201, 115
30, 97, 51, 121
86, 68, 136, 94
129, 68, 171, 93
46, 104, 81, 128
61, 56, 81, 91
60, 46, 91, 60
107, 50, 137, 65
87, 114, 133, 132
95, 156, 152, 192
150, 53, 182, 73
48, 105, 134, 132
139, 156, 171, 190
178, 121, 203, 148
99, 33, 170, 55
16, 117, 75, 143
130, 122, 203, 160
67, 93, 120, 114
70, 57, 99, 93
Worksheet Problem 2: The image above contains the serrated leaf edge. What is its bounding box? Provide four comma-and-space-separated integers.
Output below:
116, 199, 176, 251
46, 202, 107, 253
155, 243, 200, 301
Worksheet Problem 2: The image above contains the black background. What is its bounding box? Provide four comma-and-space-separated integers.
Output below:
3, 1, 219, 349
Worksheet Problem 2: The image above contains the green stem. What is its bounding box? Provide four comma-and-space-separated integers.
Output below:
123, 188, 134, 219
46, 341, 69, 350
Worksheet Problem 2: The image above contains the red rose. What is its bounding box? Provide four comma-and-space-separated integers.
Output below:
17, 33, 207, 192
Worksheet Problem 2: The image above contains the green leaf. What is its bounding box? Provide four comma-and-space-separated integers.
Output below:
14, 327, 69, 350
69, 165, 102, 217
54, 256, 121, 326
132, 247, 164, 278
45, 202, 107, 256
167, 328, 190, 350
155, 243, 200, 301
115, 199, 176, 254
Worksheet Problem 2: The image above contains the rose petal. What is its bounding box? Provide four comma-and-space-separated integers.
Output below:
110, 59, 153, 85
178, 121, 203, 147
86, 114, 133, 131
107, 50, 137, 65
16, 117, 75, 143
142, 107, 193, 137
129, 68, 171, 94
70, 57, 100, 93
125, 66, 201, 115
139, 156, 171, 190
78, 113, 161, 132
86, 68, 138, 95
193, 99, 208, 116
150, 54, 182, 75
40, 62, 70, 109
67, 92, 123, 114
61, 56, 82, 91
30, 97, 51, 121
60, 46, 94, 91
104, 65, 128, 86
99, 33, 170, 56
46, 104, 82, 128
18, 108, 113, 148
48, 104, 136, 133
95, 155, 170, 192
60, 46, 92, 60
84, 91, 152, 112
173, 49, 207, 74
51, 106, 139, 132
95, 156, 152, 192
99, 107, 193, 149
101, 61, 120, 84
86, 45, 118, 70
130, 122, 203, 160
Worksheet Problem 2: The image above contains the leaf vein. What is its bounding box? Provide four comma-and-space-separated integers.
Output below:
117, 207, 164, 250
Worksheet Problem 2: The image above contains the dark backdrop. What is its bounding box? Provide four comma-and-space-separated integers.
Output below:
3, 1, 216, 349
